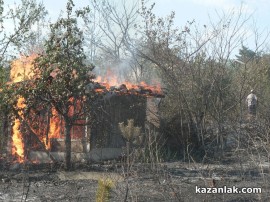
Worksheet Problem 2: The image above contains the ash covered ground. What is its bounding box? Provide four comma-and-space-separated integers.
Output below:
0, 151, 269, 202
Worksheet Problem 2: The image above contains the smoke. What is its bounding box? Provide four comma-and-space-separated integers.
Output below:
93, 58, 137, 86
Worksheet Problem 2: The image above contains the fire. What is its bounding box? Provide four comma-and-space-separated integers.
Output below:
93, 72, 163, 96
10, 54, 37, 83
9, 54, 163, 162
12, 97, 25, 162
9, 54, 61, 157
43, 107, 62, 150
10, 54, 37, 162
49, 108, 61, 140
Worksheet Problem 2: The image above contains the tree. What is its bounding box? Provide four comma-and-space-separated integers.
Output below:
0, 0, 47, 156
0, 0, 47, 63
20, 0, 94, 170
133, 2, 260, 157
0, 0, 47, 85
83, 0, 143, 83
236, 45, 257, 63
85, 0, 138, 62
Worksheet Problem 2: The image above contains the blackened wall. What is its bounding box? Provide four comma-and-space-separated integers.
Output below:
90, 94, 147, 148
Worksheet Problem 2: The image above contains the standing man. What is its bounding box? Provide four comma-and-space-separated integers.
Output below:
246, 89, 258, 117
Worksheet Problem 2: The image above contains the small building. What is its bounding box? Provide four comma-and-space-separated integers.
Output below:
1, 55, 164, 163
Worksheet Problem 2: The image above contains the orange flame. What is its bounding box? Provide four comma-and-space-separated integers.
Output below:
93, 70, 162, 95
12, 97, 25, 162
10, 54, 37, 162
9, 54, 162, 160
43, 107, 62, 150
10, 54, 37, 83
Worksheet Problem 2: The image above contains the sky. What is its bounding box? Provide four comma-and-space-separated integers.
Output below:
4, 0, 270, 28
36, 0, 270, 29
157, 0, 269, 24
154, 0, 270, 50
4, 0, 270, 53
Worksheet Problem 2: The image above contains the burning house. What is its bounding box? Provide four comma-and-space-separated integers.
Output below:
2, 55, 164, 163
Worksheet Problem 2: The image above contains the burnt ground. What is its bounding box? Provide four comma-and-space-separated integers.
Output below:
1, 119, 270, 202
0, 149, 270, 202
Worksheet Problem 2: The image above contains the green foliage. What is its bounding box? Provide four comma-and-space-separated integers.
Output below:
0, 66, 9, 85
0, 0, 47, 122
0, 0, 47, 60
0, 0, 3, 19
8, 0, 95, 170
236, 45, 258, 63
26, 0, 94, 118
28, 0, 94, 170
95, 178, 114, 202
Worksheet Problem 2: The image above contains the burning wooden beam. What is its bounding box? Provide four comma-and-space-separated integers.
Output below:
92, 82, 165, 98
